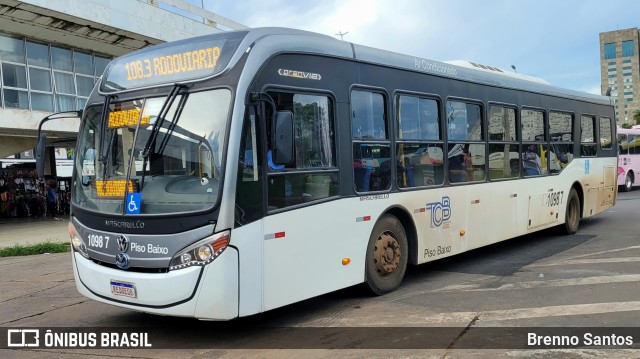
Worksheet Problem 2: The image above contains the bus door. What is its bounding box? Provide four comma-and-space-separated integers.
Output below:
259, 91, 342, 311
599, 118, 616, 209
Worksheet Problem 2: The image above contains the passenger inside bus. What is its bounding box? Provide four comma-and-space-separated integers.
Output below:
354, 145, 373, 191
522, 144, 542, 176
399, 157, 416, 187
448, 144, 473, 183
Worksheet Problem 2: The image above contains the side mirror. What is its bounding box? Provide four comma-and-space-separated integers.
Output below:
35, 133, 47, 179
272, 111, 293, 165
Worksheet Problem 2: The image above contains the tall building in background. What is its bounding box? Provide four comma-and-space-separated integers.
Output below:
600, 28, 640, 126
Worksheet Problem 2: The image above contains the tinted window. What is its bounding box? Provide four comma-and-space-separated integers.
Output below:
521, 109, 545, 141
397, 96, 439, 140
581, 116, 596, 157
489, 106, 516, 141
447, 101, 482, 141
600, 117, 613, 150
352, 90, 386, 139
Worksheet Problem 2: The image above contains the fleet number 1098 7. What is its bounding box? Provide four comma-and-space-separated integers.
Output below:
87, 234, 110, 249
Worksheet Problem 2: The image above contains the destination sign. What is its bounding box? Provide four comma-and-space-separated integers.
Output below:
108, 109, 150, 129
101, 31, 247, 92
123, 46, 221, 82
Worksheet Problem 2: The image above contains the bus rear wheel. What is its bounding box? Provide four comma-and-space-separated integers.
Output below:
563, 188, 580, 235
623, 172, 633, 192
365, 214, 408, 295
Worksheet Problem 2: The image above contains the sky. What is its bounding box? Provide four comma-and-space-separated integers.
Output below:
190, 0, 640, 95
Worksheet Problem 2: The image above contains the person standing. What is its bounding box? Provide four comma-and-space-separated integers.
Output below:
46, 182, 57, 219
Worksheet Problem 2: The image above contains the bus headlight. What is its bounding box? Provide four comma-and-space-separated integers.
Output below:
68, 222, 89, 259
169, 230, 230, 271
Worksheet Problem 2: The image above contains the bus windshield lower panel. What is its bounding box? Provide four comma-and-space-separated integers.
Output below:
73, 89, 231, 215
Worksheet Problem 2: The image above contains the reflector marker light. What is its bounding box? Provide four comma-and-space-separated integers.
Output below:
265, 232, 286, 240
414, 208, 426, 214
471, 199, 480, 204
356, 216, 371, 222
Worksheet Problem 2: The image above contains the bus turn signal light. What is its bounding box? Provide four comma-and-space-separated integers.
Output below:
342, 258, 351, 265
459, 230, 465, 237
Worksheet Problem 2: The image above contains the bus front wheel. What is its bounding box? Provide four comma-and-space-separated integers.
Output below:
365, 214, 408, 295
563, 188, 580, 235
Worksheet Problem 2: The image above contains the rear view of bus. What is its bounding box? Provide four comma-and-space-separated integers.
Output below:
67, 31, 249, 319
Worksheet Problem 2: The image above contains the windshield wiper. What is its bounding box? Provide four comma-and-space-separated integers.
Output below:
99, 95, 114, 191
139, 84, 185, 190
141, 84, 184, 159
157, 93, 189, 156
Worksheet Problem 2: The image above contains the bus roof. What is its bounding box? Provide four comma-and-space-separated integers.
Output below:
616, 127, 640, 135
101, 27, 613, 107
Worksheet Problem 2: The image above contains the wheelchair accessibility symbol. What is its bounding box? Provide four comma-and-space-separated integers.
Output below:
126, 193, 141, 214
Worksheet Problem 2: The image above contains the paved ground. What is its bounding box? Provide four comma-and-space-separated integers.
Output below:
0, 216, 69, 248
1, 192, 639, 358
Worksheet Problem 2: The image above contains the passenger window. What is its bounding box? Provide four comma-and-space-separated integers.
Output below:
396, 95, 443, 188
446, 101, 482, 141
353, 143, 391, 191
488, 106, 516, 141
549, 112, 573, 142
447, 143, 485, 183
521, 109, 544, 142
488, 106, 518, 180
600, 117, 613, 150
265, 91, 338, 210
398, 96, 439, 140
521, 109, 547, 177
580, 115, 597, 157
446, 100, 484, 183
627, 135, 640, 154
618, 134, 628, 155
352, 89, 390, 192
548, 111, 574, 173
352, 90, 386, 140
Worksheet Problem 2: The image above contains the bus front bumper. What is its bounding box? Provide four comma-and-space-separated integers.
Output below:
72, 247, 239, 320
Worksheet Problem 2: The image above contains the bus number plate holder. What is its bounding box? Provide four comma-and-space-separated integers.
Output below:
110, 280, 137, 298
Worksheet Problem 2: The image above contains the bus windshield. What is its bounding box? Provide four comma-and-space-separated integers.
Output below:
73, 89, 231, 215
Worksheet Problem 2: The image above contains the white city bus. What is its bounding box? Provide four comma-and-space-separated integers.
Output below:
37, 28, 616, 320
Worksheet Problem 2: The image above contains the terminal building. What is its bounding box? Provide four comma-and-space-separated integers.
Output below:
0, 0, 245, 218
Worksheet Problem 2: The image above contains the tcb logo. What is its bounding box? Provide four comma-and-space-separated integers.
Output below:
425, 196, 451, 227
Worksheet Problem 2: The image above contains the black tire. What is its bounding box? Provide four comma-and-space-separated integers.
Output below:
563, 188, 580, 235
622, 172, 633, 192
364, 214, 408, 295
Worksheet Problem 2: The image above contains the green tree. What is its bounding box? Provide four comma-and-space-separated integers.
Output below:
622, 123, 632, 129
634, 109, 640, 126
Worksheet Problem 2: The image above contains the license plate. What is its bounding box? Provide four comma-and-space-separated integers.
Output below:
110, 280, 137, 298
